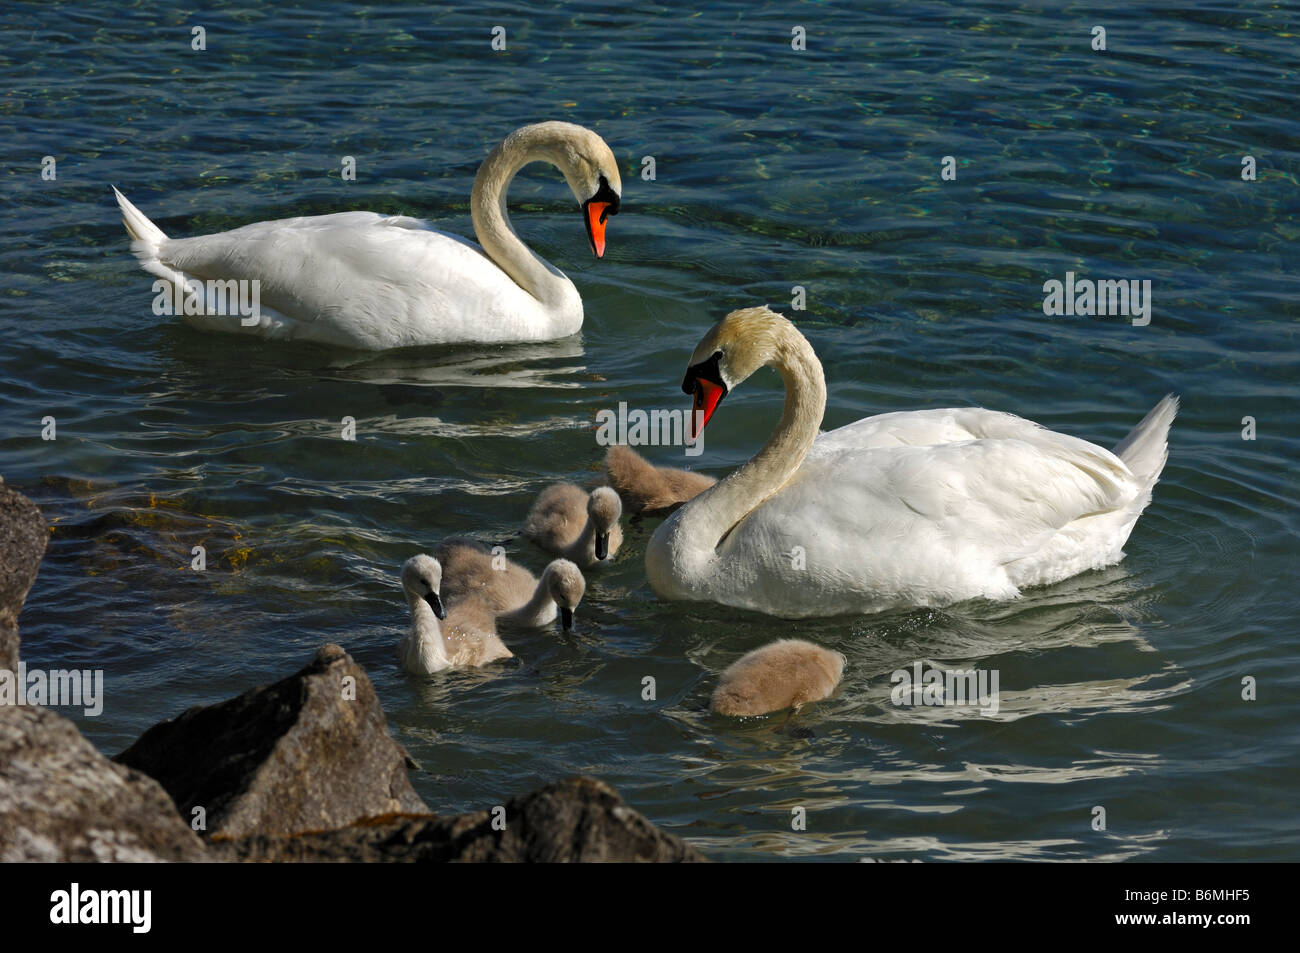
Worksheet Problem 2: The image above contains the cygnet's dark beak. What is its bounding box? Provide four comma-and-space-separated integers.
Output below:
595, 532, 609, 561
424, 592, 446, 620
560, 607, 574, 631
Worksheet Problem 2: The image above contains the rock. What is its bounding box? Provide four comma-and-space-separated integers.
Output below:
115, 644, 428, 839
0, 486, 47, 672
0, 485, 202, 862
0, 705, 207, 862
214, 776, 707, 862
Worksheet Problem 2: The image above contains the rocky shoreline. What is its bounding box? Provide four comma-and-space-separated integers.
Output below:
0, 482, 705, 863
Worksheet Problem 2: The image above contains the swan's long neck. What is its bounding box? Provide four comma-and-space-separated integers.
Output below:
470, 132, 572, 307
571, 516, 597, 562
406, 594, 450, 668
673, 328, 826, 562
499, 575, 555, 627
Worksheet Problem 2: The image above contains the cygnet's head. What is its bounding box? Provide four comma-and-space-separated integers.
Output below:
543, 559, 586, 631
587, 486, 623, 560
401, 554, 446, 620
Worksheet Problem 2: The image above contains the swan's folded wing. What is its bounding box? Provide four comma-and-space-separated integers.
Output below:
159, 211, 392, 279
775, 427, 1138, 570
524, 483, 587, 543
811, 406, 1093, 456
153, 212, 491, 326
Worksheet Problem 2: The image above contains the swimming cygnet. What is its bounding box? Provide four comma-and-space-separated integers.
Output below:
397, 554, 512, 674
523, 483, 623, 566
710, 639, 846, 716
434, 538, 586, 629
603, 445, 716, 516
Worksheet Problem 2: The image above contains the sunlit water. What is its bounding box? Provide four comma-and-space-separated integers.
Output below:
1, 2, 1296, 861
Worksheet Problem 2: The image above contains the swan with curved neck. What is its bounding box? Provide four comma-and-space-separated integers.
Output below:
523, 484, 623, 567
398, 554, 514, 674
434, 539, 586, 630
646, 306, 1178, 618
113, 121, 621, 350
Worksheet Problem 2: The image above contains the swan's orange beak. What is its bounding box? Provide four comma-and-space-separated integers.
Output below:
585, 201, 611, 258
690, 379, 726, 440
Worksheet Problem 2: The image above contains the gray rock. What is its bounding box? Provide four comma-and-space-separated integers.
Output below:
0, 486, 47, 672
0, 705, 207, 862
215, 775, 707, 862
115, 644, 428, 838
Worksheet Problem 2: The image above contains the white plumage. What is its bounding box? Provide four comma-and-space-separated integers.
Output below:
112, 121, 621, 350
647, 306, 1178, 618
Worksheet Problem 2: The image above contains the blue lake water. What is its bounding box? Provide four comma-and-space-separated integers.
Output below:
1, 1, 1296, 860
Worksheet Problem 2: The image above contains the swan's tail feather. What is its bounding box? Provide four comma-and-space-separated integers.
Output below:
113, 186, 167, 246
1114, 394, 1178, 493
112, 185, 193, 294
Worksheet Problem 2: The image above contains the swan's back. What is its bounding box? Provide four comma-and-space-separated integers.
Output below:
604, 445, 716, 515
434, 538, 538, 613
523, 483, 590, 549
711, 639, 845, 716
442, 597, 513, 667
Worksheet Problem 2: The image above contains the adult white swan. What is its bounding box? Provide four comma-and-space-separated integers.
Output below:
112, 121, 621, 349
646, 306, 1178, 618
